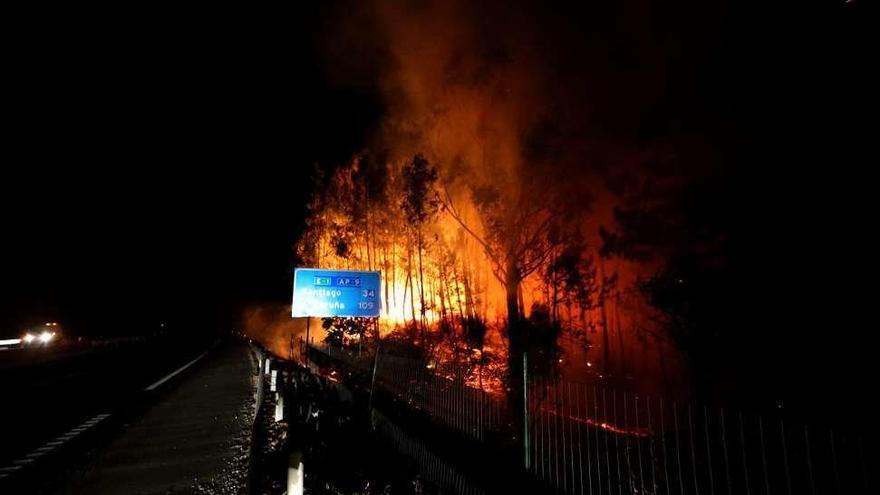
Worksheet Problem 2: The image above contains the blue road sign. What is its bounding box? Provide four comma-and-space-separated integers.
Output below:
292, 268, 382, 318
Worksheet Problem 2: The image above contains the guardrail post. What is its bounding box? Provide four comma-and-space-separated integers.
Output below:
287, 451, 304, 495
275, 392, 284, 422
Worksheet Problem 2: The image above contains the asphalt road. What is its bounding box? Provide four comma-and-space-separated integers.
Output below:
71, 341, 256, 494
0, 335, 213, 489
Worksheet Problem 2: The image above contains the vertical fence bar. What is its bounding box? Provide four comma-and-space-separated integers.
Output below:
636, 395, 646, 495
780, 419, 792, 495
754, 415, 765, 495
647, 396, 658, 495
804, 425, 816, 495
523, 353, 530, 471
467, 373, 471, 438
660, 398, 671, 495
541, 377, 548, 485
559, 380, 568, 492
464, 365, 469, 436
603, 387, 611, 495
858, 437, 868, 492
570, 382, 577, 494
577, 383, 585, 495
533, 375, 539, 480
555, 379, 561, 490
720, 409, 732, 495
545, 376, 552, 487
452, 364, 463, 430
534, 380, 539, 476
461, 365, 466, 434
532, 380, 544, 475
688, 403, 701, 495
479, 380, 484, 441
471, 374, 476, 439
452, 363, 462, 430
613, 389, 622, 495
675, 401, 686, 495
542, 378, 553, 482
830, 430, 841, 495
704, 405, 715, 495
623, 392, 632, 495
478, 377, 483, 441
585, 384, 593, 495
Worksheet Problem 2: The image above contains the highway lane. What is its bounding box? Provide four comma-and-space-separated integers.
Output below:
72, 342, 255, 494
0, 336, 211, 473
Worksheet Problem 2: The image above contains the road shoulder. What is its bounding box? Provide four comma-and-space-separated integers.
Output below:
70, 341, 256, 495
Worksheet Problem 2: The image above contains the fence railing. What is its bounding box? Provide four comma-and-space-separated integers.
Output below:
309, 344, 872, 494
527, 377, 871, 495
308, 343, 509, 442
372, 409, 486, 495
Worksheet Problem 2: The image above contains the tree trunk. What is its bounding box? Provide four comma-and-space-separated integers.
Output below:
417, 227, 427, 330
615, 293, 626, 376
505, 261, 525, 442
462, 252, 475, 319
600, 263, 611, 375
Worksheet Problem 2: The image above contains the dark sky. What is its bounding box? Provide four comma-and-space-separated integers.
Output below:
1, 1, 874, 340
1, 4, 381, 336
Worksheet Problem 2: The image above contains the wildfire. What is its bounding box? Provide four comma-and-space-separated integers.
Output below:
281, 0, 688, 399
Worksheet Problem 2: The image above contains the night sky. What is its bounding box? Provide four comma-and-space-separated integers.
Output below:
1, 4, 381, 336
1, 0, 874, 372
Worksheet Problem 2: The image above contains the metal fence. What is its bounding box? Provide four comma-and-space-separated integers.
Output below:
373, 354, 508, 442
309, 344, 872, 494
309, 343, 509, 441
372, 409, 486, 495
527, 377, 871, 495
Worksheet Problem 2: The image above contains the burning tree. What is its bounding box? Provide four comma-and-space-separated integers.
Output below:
296, 0, 690, 404
437, 160, 586, 404
297, 146, 619, 398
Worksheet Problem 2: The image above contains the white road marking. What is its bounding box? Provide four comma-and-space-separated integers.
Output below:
144, 350, 210, 391
0, 412, 114, 477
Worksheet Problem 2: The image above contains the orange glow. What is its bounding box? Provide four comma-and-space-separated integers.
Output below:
278, 0, 688, 398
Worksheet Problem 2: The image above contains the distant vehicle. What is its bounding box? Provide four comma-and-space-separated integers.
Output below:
21, 322, 60, 346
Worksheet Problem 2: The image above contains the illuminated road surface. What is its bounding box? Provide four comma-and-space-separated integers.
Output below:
73, 342, 255, 494
0, 338, 207, 469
